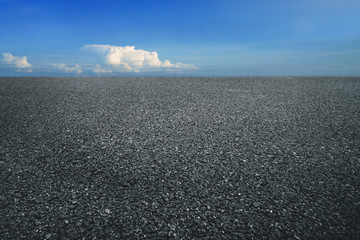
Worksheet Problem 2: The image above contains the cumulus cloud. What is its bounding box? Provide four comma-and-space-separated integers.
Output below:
93, 64, 112, 73
53, 63, 82, 73
84, 45, 197, 72
2, 52, 32, 69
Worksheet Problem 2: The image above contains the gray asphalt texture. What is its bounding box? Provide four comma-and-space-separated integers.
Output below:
1, 77, 360, 239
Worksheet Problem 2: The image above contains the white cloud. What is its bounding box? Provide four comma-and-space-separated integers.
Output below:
2, 52, 32, 68
93, 64, 112, 73
93, 68, 112, 73
84, 44, 197, 72
53, 63, 82, 73
16, 69, 33, 73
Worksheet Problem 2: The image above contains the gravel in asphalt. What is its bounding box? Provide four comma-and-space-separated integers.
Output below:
1, 77, 360, 239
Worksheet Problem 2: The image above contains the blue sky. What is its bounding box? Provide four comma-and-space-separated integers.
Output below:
1, 0, 359, 76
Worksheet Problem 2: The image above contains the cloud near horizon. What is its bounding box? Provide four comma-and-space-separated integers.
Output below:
84, 45, 197, 73
2, 52, 32, 70
93, 64, 112, 73
53, 63, 82, 73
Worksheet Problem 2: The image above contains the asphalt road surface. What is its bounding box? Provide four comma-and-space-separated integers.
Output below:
1, 77, 360, 239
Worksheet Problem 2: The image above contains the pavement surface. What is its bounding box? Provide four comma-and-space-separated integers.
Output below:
1, 77, 360, 239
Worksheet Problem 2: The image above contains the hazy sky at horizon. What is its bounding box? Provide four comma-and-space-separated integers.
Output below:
1, 0, 359, 76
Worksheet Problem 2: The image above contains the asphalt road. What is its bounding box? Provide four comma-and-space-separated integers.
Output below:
1, 77, 360, 239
